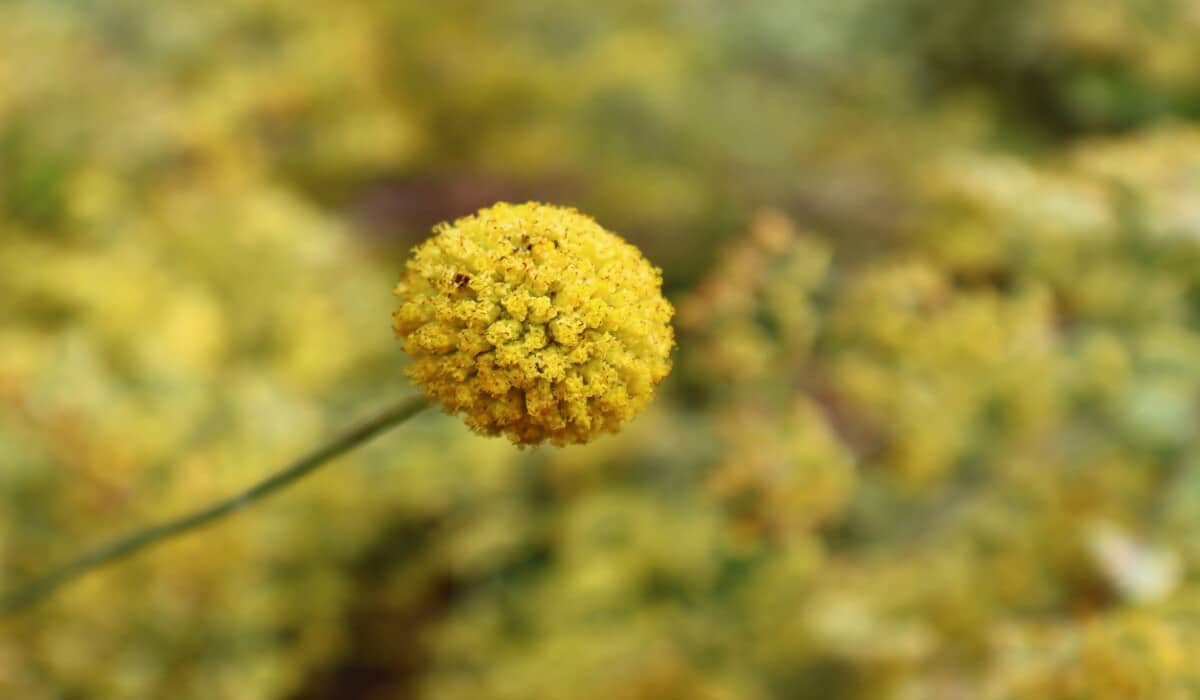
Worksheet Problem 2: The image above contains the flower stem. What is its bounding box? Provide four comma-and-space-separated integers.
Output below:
1, 393, 430, 618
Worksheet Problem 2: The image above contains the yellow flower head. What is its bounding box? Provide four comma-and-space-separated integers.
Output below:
393, 202, 674, 446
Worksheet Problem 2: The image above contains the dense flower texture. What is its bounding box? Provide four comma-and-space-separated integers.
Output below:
393, 202, 674, 446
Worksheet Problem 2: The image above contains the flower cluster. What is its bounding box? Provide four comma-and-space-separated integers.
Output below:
7, 0, 1200, 698
394, 202, 674, 445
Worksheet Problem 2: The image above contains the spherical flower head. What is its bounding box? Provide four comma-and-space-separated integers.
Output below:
393, 202, 674, 446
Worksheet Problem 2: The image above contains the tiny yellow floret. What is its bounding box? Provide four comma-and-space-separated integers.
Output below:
393, 202, 675, 446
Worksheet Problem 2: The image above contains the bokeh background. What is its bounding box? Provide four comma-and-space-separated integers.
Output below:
4, 1, 1200, 697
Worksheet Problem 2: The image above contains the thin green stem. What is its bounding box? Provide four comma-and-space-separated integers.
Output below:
1, 393, 430, 618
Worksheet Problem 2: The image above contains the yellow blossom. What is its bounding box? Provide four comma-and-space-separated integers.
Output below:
393, 202, 674, 446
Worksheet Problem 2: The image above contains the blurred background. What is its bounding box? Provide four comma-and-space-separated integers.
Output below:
4, 0, 1200, 697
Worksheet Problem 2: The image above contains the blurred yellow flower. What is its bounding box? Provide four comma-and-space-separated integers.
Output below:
393, 202, 674, 446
